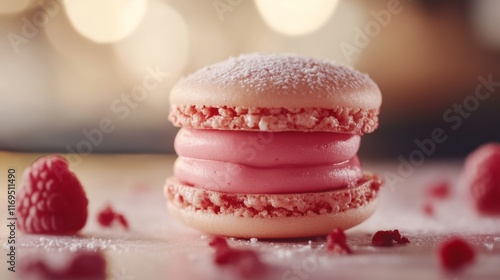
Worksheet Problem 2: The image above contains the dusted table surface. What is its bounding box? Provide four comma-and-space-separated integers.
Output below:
1, 153, 499, 280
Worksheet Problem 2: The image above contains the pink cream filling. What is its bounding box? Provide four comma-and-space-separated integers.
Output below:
173, 129, 363, 194
174, 157, 361, 194
175, 128, 360, 167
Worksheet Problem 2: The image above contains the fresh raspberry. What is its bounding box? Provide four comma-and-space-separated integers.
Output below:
208, 236, 265, 278
463, 143, 500, 215
372, 229, 410, 247
20, 250, 106, 280
427, 181, 450, 200
326, 228, 352, 254
438, 237, 475, 270
17, 155, 88, 234
97, 204, 129, 230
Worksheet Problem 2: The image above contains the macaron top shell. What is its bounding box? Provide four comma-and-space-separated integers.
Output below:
170, 53, 381, 109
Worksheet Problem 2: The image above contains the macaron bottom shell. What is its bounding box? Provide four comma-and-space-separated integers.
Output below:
164, 174, 381, 238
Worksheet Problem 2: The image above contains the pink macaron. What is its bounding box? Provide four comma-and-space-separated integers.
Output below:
165, 53, 383, 238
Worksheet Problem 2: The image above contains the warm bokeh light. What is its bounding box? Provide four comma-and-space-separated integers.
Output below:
255, 0, 340, 36
113, 0, 189, 106
64, 0, 147, 44
0, 0, 33, 15
472, 0, 500, 48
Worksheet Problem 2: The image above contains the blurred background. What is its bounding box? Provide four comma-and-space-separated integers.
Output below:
0, 0, 499, 159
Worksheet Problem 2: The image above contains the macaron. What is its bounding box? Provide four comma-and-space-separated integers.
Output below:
165, 53, 383, 238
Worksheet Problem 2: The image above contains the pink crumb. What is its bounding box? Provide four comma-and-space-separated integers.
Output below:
326, 228, 352, 254
20, 250, 106, 280
427, 181, 451, 200
209, 236, 266, 278
423, 203, 434, 216
97, 204, 129, 230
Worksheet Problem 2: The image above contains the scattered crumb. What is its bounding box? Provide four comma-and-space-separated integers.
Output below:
371, 230, 410, 247
326, 228, 352, 254
97, 204, 129, 230
427, 181, 451, 200
423, 203, 434, 216
209, 236, 266, 278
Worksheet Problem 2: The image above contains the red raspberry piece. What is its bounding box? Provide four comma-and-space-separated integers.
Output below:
392, 230, 410, 245
372, 231, 394, 247
20, 250, 106, 280
17, 155, 88, 234
326, 228, 352, 254
97, 206, 115, 227
427, 181, 450, 199
208, 236, 265, 278
209, 236, 229, 248
423, 203, 434, 216
438, 237, 475, 270
463, 143, 500, 215
372, 230, 410, 246
97, 204, 129, 230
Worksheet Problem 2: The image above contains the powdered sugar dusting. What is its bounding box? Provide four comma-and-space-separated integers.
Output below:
187, 53, 374, 96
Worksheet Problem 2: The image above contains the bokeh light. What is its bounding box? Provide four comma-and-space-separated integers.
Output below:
64, 0, 147, 44
255, 0, 340, 36
113, 0, 189, 107
472, 0, 500, 48
0, 0, 33, 15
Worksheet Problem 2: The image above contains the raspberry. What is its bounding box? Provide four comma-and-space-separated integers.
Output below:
438, 237, 475, 270
326, 228, 352, 254
97, 205, 129, 230
371, 230, 410, 246
463, 143, 500, 215
20, 250, 106, 280
17, 155, 88, 234
208, 236, 265, 278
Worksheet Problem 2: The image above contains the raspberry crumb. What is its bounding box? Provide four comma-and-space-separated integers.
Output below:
209, 236, 266, 278
20, 250, 106, 280
427, 181, 450, 200
97, 205, 129, 230
423, 203, 434, 216
463, 143, 500, 215
326, 228, 352, 254
372, 230, 410, 247
438, 237, 475, 270
16, 155, 88, 234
